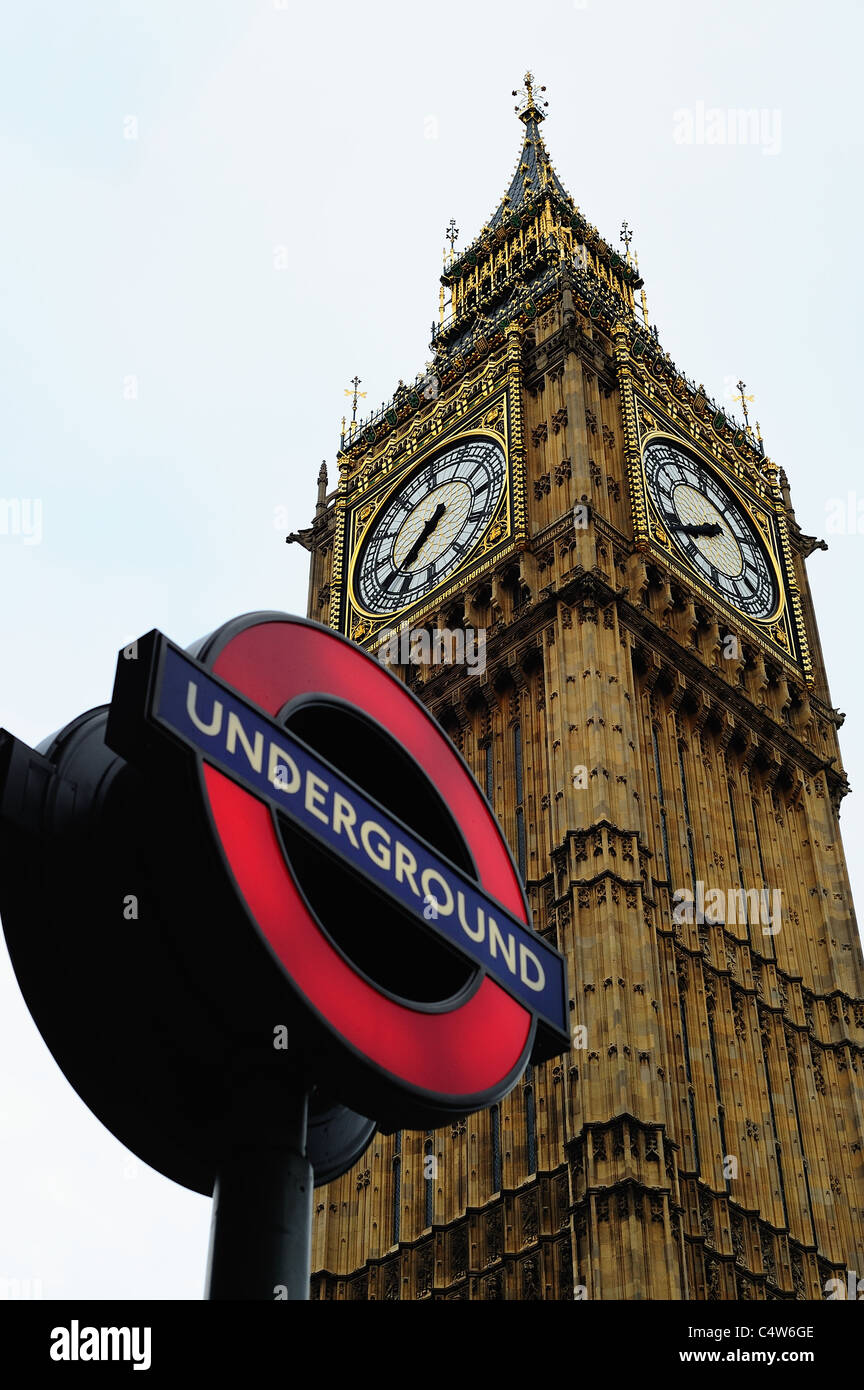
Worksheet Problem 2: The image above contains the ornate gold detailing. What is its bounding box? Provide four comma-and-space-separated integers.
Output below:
631, 419, 805, 679
629, 328, 767, 486
612, 323, 649, 551
327, 467, 348, 630
506, 325, 527, 546
512, 71, 549, 122
344, 375, 366, 424
483, 404, 505, 435
336, 366, 521, 638
310, 71, 863, 1312
764, 458, 814, 686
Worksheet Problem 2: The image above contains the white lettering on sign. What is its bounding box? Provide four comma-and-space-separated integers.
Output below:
332, 793, 359, 847
360, 820, 391, 871
420, 867, 454, 917
186, 681, 222, 737
226, 711, 264, 773
181, 678, 548, 999
268, 742, 300, 793
304, 771, 329, 824
394, 842, 419, 895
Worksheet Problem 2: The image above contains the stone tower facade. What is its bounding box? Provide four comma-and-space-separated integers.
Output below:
295, 75, 864, 1300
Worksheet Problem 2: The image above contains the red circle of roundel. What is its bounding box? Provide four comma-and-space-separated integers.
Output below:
198, 615, 533, 1107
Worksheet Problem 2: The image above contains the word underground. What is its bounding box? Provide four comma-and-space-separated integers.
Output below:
50, 1322, 151, 1371
378, 625, 486, 675
148, 641, 567, 1033
672, 881, 781, 936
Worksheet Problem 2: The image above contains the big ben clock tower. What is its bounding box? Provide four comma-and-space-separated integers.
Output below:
296, 74, 864, 1301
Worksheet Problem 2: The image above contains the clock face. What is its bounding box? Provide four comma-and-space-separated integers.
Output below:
353, 437, 506, 616
643, 440, 778, 621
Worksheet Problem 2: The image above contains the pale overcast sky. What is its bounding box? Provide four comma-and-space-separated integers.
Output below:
1, 0, 862, 1299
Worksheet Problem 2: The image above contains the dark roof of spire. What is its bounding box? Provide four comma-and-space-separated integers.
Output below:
488, 106, 574, 230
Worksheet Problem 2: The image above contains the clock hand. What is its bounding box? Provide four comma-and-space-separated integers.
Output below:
402, 518, 438, 570
679, 522, 723, 538
402, 513, 442, 569
663, 512, 723, 538
402, 502, 446, 569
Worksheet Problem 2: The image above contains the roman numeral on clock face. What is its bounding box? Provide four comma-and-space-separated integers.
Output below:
353, 437, 507, 616
643, 439, 778, 622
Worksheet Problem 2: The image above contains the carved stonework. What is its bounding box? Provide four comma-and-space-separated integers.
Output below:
482, 1270, 504, 1301
792, 1252, 806, 1299
520, 1190, 539, 1246
486, 1206, 503, 1264
521, 1255, 541, 1300
731, 1210, 745, 1265
307, 88, 864, 1304
383, 1260, 400, 1300
699, 1188, 715, 1243
417, 1242, 433, 1298
557, 1237, 574, 1299
449, 1223, 469, 1281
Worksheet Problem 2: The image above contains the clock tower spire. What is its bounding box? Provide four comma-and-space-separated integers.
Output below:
301, 76, 864, 1302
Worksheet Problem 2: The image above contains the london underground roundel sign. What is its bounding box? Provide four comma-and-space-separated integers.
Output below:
108, 613, 569, 1126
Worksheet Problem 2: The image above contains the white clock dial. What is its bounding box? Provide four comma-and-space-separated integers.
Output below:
354, 438, 506, 615
643, 440, 778, 621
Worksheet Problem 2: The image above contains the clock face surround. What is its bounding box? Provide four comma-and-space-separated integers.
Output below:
643, 438, 779, 622
353, 437, 506, 617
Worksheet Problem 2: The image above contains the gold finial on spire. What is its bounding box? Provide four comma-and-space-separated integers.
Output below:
445, 217, 459, 262
512, 71, 548, 122
344, 375, 366, 424
619, 220, 634, 266
635, 252, 650, 325
731, 379, 755, 433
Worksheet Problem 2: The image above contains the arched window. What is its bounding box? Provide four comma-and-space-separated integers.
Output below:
423, 1135, 435, 1228
490, 1104, 502, 1193
675, 737, 697, 890
650, 723, 673, 883
391, 1130, 402, 1246
524, 1067, 537, 1174
513, 723, 527, 881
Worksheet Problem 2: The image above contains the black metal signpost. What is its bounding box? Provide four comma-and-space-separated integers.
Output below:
0, 612, 569, 1299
